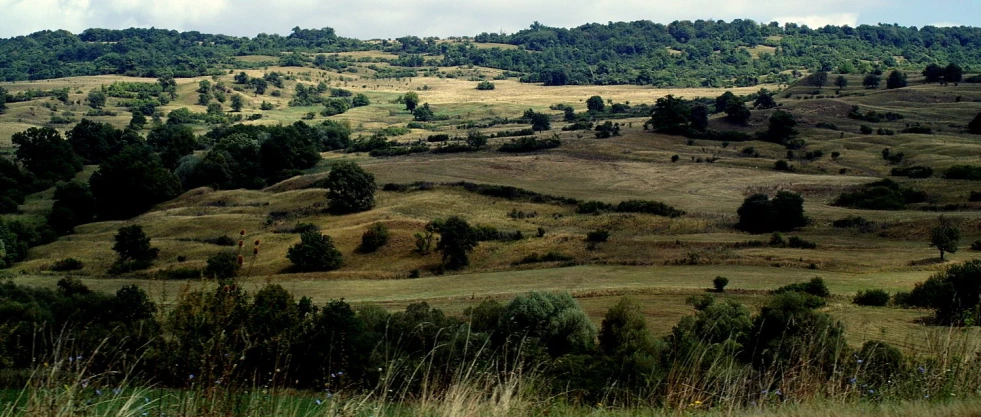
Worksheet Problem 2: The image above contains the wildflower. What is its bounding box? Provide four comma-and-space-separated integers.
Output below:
189, 374, 195, 380
113, 388, 122, 395
315, 399, 322, 405
761, 390, 768, 395
857, 359, 863, 364
96, 389, 102, 396
377, 367, 383, 372
144, 398, 150, 404
337, 371, 343, 376
326, 393, 333, 399
774, 389, 782, 396
868, 389, 875, 394
849, 378, 857, 384
918, 367, 926, 374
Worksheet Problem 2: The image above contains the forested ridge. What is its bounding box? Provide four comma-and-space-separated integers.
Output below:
2, 20, 981, 85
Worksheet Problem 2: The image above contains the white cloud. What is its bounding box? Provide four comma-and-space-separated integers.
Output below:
929, 22, 965, 27
771, 13, 860, 28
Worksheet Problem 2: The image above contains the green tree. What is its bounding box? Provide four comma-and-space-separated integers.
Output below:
648, 94, 690, 134
197, 79, 212, 94
147, 124, 197, 169
809, 71, 829, 88
923, 63, 944, 83
907, 260, 981, 325
204, 251, 240, 278
287, 230, 343, 272
586, 95, 605, 112
412, 103, 435, 121
724, 100, 750, 125
498, 292, 596, 357
689, 103, 709, 131
12, 127, 83, 183
230, 94, 244, 112
969, 112, 981, 134
129, 111, 147, 129
834, 75, 848, 91
359, 222, 390, 253
0, 86, 7, 114
465, 128, 488, 149
715, 91, 738, 113
753, 88, 776, 109
351, 93, 370, 107
435, 216, 478, 270
403, 92, 420, 111
325, 161, 376, 214
599, 297, 657, 357
886, 70, 907, 89
944, 63, 963, 84
766, 110, 798, 144
197, 93, 211, 106
931, 215, 960, 261
527, 109, 551, 131
89, 145, 181, 220
863, 74, 881, 89
736, 191, 806, 233
86, 89, 107, 109
47, 180, 97, 234
111, 225, 159, 272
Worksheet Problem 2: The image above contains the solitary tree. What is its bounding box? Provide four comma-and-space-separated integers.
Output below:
834, 76, 848, 91
930, 215, 960, 261
944, 63, 963, 84
886, 70, 907, 89
287, 230, 343, 272
809, 71, 829, 89
435, 216, 478, 270
586, 95, 605, 113
111, 225, 159, 272
403, 92, 420, 111
87, 90, 107, 109
649, 95, 691, 134
325, 161, 376, 214
753, 89, 776, 109
863, 74, 881, 89
230, 94, 244, 112
923, 63, 944, 83
527, 110, 551, 131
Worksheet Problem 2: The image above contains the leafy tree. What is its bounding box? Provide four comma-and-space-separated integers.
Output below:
230, 94, 244, 112
753, 88, 776, 109
969, 113, 981, 134
67, 119, 133, 164
12, 127, 83, 183
48, 180, 97, 234
287, 230, 343, 272
0, 86, 6, 113
197, 79, 211, 94
649, 95, 690, 134
809, 71, 829, 88
197, 93, 211, 106
945, 63, 963, 84
129, 111, 147, 129
886, 70, 907, 89
724, 100, 750, 125
111, 225, 159, 272
923, 63, 944, 83
351, 93, 370, 107
435, 216, 478, 270
147, 124, 197, 169
412, 103, 435, 121
930, 215, 960, 261
86, 89, 107, 109
744, 292, 846, 371
715, 91, 738, 113
527, 109, 551, 131
689, 103, 709, 131
359, 222, 389, 253
475, 81, 496, 90
834, 75, 848, 91
586, 95, 605, 112
403, 92, 420, 111
736, 191, 806, 233
89, 145, 182, 220
324, 161, 376, 214
498, 291, 596, 358
204, 251, 240, 278
863, 74, 881, 89
465, 128, 488, 149
599, 297, 657, 357
765, 110, 798, 144
713, 276, 729, 292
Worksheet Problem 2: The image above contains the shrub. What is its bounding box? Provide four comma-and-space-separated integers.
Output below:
50, 258, 83, 271
834, 179, 926, 210
890, 166, 934, 178
774, 277, 830, 298
736, 191, 806, 233
854, 289, 890, 306
325, 161, 376, 214
359, 223, 390, 253
577, 200, 615, 214
204, 251, 240, 279
860, 125, 873, 134
497, 136, 561, 153
787, 236, 817, 249
972, 240, 981, 251
713, 276, 729, 292
903, 260, 981, 324
498, 292, 596, 357
944, 165, 981, 181
586, 230, 610, 243
857, 341, 906, 386
287, 230, 343, 272
774, 160, 792, 171
476, 81, 495, 90
615, 200, 685, 217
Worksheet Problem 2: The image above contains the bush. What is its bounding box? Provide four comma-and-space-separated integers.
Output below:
586, 230, 610, 243
359, 223, 390, 253
497, 136, 561, 153
944, 165, 981, 181
476, 81, 495, 90
774, 160, 792, 171
713, 276, 729, 292
787, 236, 817, 249
905, 260, 981, 325
50, 258, 83, 271
860, 125, 873, 134
774, 277, 830, 298
854, 289, 890, 306
325, 161, 376, 214
736, 191, 806, 234
287, 230, 343, 272
204, 251, 240, 279
890, 166, 934, 179
834, 179, 926, 210
972, 240, 981, 251
857, 341, 906, 386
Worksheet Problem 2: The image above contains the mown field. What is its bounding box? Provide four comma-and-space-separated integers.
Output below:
3, 57, 981, 360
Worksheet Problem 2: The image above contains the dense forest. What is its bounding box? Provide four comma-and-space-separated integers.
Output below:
2, 20, 981, 86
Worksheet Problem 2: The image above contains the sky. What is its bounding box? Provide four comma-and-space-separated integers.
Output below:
1, 0, 980, 39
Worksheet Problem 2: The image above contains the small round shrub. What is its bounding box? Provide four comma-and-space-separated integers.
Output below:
204, 251, 240, 279
51, 258, 83, 271
853, 289, 890, 306
360, 222, 390, 253
713, 276, 729, 292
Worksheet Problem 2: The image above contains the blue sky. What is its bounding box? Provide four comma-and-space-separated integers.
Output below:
0, 0, 979, 39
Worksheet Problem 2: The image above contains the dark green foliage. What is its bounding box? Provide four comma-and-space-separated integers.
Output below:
325, 161, 376, 214
774, 277, 830, 298
403, 92, 420, 111
476, 81, 496, 90
774, 160, 792, 171
787, 236, 817, 249
833, 179, 926, 210
497, 136, 561, 153
50, 257, 84, 271
901, 123, 933, 134
586, 95, 605, 112
615, 200, 685, 217
944, 165, 981, 180
863, 74, 881, 88
204, 251, 240, 279
854, 289, 890, 306
586, 229, 610, 243
67, 119, 138, 164
906, 260, 981, 325
12, 127, 83, 183
745, 292, 846, 372
287, 230, 343, 272
412, 103, 435, 121
886, 70, 907, 89
89, 145, 182, 220
689, 103, 709, 131
48, 180, 97, 234
516, 251, 573, 264
736, 191, 806, 233
724, 99, 750, 125
857, 341, 906, 386
524, 109, 551, 131
848, 106, 904, 123
713, 276, 729, 292
599, 297, 659, 364
648, 95, 691, 134
435, 216, 478, 270
763, 110, 798, 145
498, 292, 596, 358
110, 225, 159, 273
147, 124, 197, 169
930, 216, 960, 261
594, 121, 621, 138
359, 222, 389, 253
973, 240, 981, 251
351, 93, 370, 107
890, 166, 934, 179
969, 113, 981, 134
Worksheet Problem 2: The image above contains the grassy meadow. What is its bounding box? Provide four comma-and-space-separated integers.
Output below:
4, 57, 981, 415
